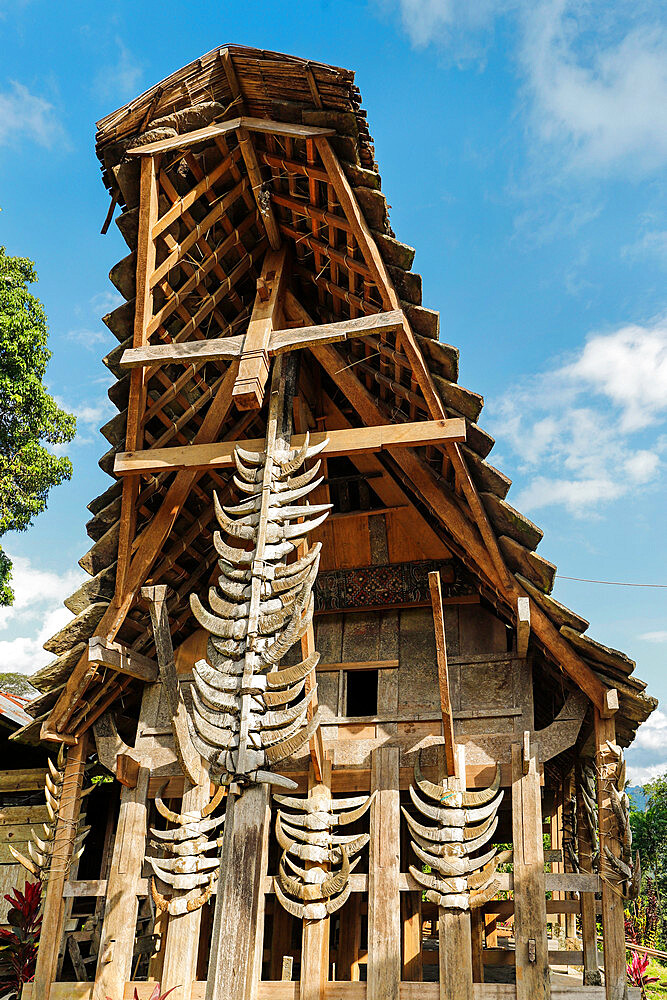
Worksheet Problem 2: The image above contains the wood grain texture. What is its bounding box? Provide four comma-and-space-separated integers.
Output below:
429, 570, 457, 777
511, 742, 551, 1000
368, 746, 400, 1000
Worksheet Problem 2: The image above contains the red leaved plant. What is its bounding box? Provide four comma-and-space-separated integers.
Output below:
0, 880, 42, 998
107, 986, 179, 1000
627, 951, 659, 998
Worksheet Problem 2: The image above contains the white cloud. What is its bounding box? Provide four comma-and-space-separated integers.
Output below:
384, 0, 667, 174
640, 631, 667, 643
67, 328, 111, 351
623, 229, 667, 269
0, 81, 63, 148
627, 761, 667, 785
490, 316, 666, 514
634, 711, 667, 753
94, 39, 142, 102
0, 555, 83, 675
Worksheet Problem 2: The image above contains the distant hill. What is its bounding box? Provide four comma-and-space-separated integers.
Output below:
628, 786, 648, 811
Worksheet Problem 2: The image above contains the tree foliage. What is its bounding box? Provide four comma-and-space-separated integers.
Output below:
0, 247, 75, 605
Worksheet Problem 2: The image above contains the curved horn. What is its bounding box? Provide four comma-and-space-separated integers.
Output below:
274, 873, 306, 920
274, 544, 321, 579
320, 849, 350, 898
212, 535, 254, 566
325, 880, 352, 915
9, 846, 40, 877
147, 858, 215, 890
154, 787, 203, 826
401, 808, 463, 843
235, 444, 265, 466
264, 708, 321, 765
266, 653, 319, 690
202, 786, 226, 818
409, 866, 467, 895
150, 812, 225, 842
264, 678, 307, 707
470, 877, 501, 909
276, 434, 310, 477
262, 688, 316, 729
338, 790, 376, 825
461, 766, 501, 807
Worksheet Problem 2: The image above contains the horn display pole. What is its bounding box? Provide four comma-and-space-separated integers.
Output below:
300, 757, 332, 1000
438, 744, 474, 1000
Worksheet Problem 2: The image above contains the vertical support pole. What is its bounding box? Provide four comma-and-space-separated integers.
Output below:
577, 758, 601, 986
471, 908, 484, 982
595, 710, 628, 1000
94, 764, 150, 1000
401, 891, 422, 981
511, 740, 550, 1000
270, 902, 294, 981
205, 784, 271, 1000
337, 892, 362, 981
300, 759, 332, 1000
116, 153, 159, 602
439, 744, 474, 1000
32, 737, 88, 1000
563, 771, 577, 941
161, 777, 210, 1000
429, 570, 457, 778
368, 746, 400, 1000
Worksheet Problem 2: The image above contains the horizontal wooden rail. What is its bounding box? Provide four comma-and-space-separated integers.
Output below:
114, 419, 467, 475
126, 116, 335, 156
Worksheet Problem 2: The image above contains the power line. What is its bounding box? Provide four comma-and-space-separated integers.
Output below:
556, 575, 667, 589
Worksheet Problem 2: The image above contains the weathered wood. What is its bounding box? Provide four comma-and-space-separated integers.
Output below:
517, 597, 530, 658
439, 744, 474, 1000
595, 710, 628, 1000
338, 891, 362, 981
232, 246, 288, 409
126, 117, 336, 156
93, 765, 150, 1000
428, 570, 456, 778
31, 738, 88, 1000
300, 760, 332, 1000
143, 584, 203, 785
577, 759, 602, 986
88, 637, 157, 682
161, 778, 210, 1000
114, 419, 467, 475
317, 659, 400, 673
401, 891, 422, 982
511, 742, 550, 1000
205, 784, 271, 1000
368, 746, 400, 1000
93, 710, 141, 786
0, 768, 46, 793
237, 127, 282, 251
119, 310, 405, 369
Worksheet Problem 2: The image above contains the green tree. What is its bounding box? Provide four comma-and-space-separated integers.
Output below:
0, 247, 75, 605
631, 775, 667, 896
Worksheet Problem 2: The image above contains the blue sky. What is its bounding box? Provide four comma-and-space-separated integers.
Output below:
0, 0, 665, 779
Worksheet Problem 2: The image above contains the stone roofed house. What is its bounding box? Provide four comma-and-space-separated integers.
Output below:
13, 44, 653, 1000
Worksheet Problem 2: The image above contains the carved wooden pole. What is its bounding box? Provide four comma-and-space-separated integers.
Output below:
300, 758, 332, 1000
438, 745, 474, 1000
32, 736, 88, 1000
368, 746, 401, 1000
577, 757, 601, 986
595, 709, 628, 1000
511, 739, 550, 1000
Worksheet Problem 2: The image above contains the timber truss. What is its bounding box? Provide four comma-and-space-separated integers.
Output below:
40, 111, 616, 749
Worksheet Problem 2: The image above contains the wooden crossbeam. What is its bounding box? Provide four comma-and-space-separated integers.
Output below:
114, 418, 467, 475
120, 310, 404, 370
232, 246, 288, 409
126, 116, 336, 157
428, 570, 457, 778
88, 637, 157, 683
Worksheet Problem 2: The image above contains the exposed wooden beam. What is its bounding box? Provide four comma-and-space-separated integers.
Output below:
126, 117, 335, 157
310, 338, 610, 716
114, 418, 466, 475
429, 570, 457, 779
232, 246, 288, 409
119, 310, 405, 370
517, 596, 531, 658
88, 637, 157, 683
237, 126, 282, 251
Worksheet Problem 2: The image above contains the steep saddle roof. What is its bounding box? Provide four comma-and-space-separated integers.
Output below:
17, 44, 655, 748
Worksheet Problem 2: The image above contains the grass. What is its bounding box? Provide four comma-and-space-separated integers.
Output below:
640, 956, 667, 998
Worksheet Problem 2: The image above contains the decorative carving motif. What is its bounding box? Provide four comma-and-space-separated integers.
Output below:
188, 433, 330, 786
578, 762, 599, 872
403, 756, 506, 910
600, 742, 640, 899
314, 560, 475, 613
10, 746, 92, 881
273, 787, 374, 920
148, 785, 226, 916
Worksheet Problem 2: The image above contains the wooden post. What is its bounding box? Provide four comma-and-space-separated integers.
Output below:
595, 710, 628, 1000
368, 746, 400, 1000
511, 740, 550, 1000
31, 737, 88, 1000
300, 759, 332, 1000
429, 570, 457, 778
205, 784, 271, 1000
161, 777, 210, 999
93, 764, 150, 1000
471, 908, 484, 982
402, 891, 422, 981
338, 892, 362, 981
439, 744, 474, 1000
270, 901, 293, 981
577, 758, 602, 985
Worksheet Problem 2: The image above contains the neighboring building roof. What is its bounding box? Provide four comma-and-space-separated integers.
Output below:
17, 44, 656, 748
0, 692, 34, 730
